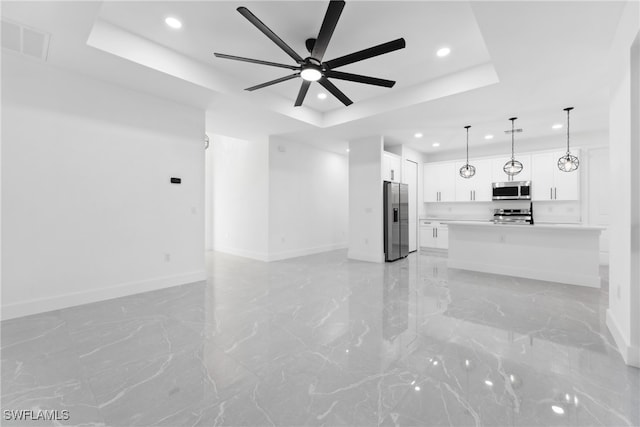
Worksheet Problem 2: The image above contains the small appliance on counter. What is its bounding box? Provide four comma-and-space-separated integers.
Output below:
492, 181, 531, 200
493, 202, 534, 225
383, 181, 409, 261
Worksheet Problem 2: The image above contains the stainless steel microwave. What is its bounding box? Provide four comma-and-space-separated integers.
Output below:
492, 181, 531, 200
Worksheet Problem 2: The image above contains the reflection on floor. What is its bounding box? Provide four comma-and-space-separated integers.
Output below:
1, 250, 639, 426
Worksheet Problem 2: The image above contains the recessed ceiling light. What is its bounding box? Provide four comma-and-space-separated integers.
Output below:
552, 123, 563, 129
484, 134, 494, 140
414, 132, 423, 138
436, 47, 451, 57
551, 405, 565, 415
317, 93, 327, 100
165, 17, 182, 29
432, 142, 440, 147
346, 148, 350, 152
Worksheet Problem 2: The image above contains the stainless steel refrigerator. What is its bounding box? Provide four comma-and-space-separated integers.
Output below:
384, 181, 409, 262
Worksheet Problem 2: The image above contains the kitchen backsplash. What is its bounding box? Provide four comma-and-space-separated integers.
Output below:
424, 200, 582, 223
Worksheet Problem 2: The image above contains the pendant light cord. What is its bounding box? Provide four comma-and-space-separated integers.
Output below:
510, 117, 516, 160
465, 125, 471, 164
565, 107, 573, 154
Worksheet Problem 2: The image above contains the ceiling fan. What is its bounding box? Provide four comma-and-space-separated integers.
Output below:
213, 0, 406, 107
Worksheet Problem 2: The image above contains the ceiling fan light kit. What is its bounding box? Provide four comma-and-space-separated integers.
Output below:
557, 107, 579, 172
460, 125, 476, 179
213, 0, 406, 107
503, 117, 523, 177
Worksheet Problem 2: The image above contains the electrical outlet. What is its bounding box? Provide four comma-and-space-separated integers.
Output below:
164, 253, 171, 262
365, 238, 369, 245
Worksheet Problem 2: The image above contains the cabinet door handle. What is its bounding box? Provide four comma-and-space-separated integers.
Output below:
554, 187, 557, 200
435, 228, 438, 238
473, 190, 476, 201
391, 169, 394, 181
550, 188, 553, 200
470, 190, 472, 201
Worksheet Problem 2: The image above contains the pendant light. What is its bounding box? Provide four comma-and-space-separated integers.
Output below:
557, 107, 579, 172
503, 117, 523, 177
459, 125, 476, 178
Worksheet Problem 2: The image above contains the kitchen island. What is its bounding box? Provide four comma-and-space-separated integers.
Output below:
446, 221, 605, 287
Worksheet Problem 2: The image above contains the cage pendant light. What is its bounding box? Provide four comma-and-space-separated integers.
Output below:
503, 117, 523, 177
459, 125, 476, 179
557, 107, 579, 172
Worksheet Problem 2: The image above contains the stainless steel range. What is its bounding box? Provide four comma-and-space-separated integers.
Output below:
493, 204, 534, 225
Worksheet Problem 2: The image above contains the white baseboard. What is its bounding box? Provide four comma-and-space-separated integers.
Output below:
212, 244, 269, 262
347, 250, 384, 263
447, 259, 601, 288
606, 309, 640, 368
267, 242, 347, 262
1, 271, 206, 321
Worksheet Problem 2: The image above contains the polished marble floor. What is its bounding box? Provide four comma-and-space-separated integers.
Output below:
1, 250, 639, 426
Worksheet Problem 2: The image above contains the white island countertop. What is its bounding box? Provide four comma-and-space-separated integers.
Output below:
443, 221, 606, 231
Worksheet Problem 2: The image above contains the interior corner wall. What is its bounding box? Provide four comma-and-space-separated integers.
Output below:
1, 55, 206, 320
606, 0, 640, 368
267, 137, 348, 261
208, 134, 269, 261
348, 135, 384, 263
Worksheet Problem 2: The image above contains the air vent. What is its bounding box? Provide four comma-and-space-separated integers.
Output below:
1, 18, 50, 61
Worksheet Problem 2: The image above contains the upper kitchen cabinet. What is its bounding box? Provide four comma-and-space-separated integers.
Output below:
383, 152, 402, 183
531, 150, 580, 200
454, 159, 492, 201
491, 155, 532, 183
424, 162, 456, 202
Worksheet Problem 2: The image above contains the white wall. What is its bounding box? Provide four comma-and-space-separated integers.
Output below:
268, 137, 348, 261
607, 0, 639, 368
348, 136, 384, 263
1, 55, 205, 320
207, 134, 269, 261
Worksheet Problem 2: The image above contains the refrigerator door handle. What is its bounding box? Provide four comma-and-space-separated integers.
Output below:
393, 208, 398, 222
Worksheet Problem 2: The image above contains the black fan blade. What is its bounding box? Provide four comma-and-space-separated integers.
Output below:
319, 77, 352, 106
245, 73, 299, 91
324, 38, 406, 70
294, 81, 311, 107
325, 70, 396, 87
311, 0, 345, 61
214, 53, 300, 70
237, 7, 304, 64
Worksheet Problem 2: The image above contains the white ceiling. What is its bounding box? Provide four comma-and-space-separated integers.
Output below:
1, 1, 627, 155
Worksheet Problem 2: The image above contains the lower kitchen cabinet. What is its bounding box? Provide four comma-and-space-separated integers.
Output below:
419, 221, 448, 249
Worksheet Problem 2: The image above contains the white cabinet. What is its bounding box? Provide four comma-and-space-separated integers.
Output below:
423, 162, 456, 202
454, 159, 492, 201
531, 150, 580, 201
419, 220, 448, 249
491, 154, 531, 183
383, 152, 402, 183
